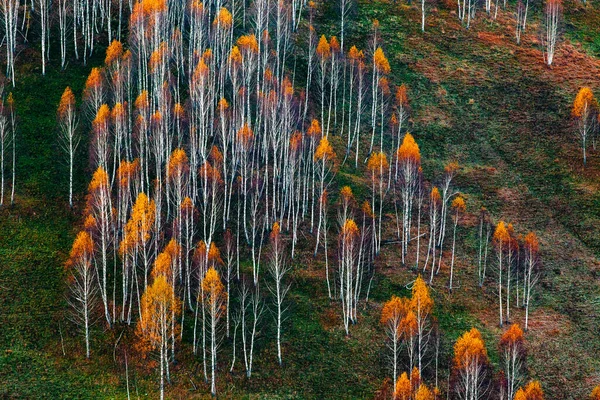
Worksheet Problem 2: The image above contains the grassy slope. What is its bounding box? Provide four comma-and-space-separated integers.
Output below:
2, 1, 600, 398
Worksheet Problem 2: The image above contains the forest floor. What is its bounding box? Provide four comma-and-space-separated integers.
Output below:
2, 0, 600, 398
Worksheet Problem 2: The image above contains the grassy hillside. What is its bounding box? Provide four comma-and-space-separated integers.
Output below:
1, 0, 600, 398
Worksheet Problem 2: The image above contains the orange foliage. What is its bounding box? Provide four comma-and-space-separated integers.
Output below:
396, 84, 409, 107
394, 372, 411, 400
271, 221, 281, 241
167, 148, 189, 181
500, 323, 524, 350
524, 232, 539, 254
411, 275, 433, 315
229, 46, 243, 65
69, 231, 94, 262
237, 34, 259, 54
572, 87, 596, 118
237, 123, 255, 148
93, 104, 111, 128
340, 186, 353, 202
330, 36, 340, 53
58, 87, 75, 118
367, 152, 389, 176
341, 219, 359, 242
524, 381, 544, 400
493, 221, 510, 246
397, 133, 421, 164
85, 67, 102, 92
451, 196, 466, 213
374, 47, 391, 74
105, 40, 123, 65
208, 242, 223, 266
453, 328, 488, 370
314, 136, 335, 161
348, 46, 364, 62
307, 119, 322, 138
316, 35, 331, 59
214, 7, 233, 28
136, 275, 180, 352
430, 187, 441, 206
88, 167, 109, 193
590, 385, 600, 400
414, 384, 433, 400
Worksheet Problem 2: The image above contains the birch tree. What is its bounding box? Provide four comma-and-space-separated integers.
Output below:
267, 222, 291, 366
58, 87, 79, 207
202, 267, 227, 396
572, 87, 597, 166
136, 275, 180, 400
543, 0, 561, 66
523, 232, 540, 331
66, 230, 97, 358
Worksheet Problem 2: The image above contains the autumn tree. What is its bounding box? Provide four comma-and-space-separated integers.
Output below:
58, 87, 79, 207
396, 133, 421, 265
370, 47, 390, 153
314, 136, 336, 255
86, 167, 113, 325
412, 275, 433, 373
494, 221, 510, 327
316, 35, 331, 136
572, 87, 597, 166
136, 275, 180, 400
367, 151, 388, 254
452, 328, 489, 400
394, 372, 411, 400
267, 222, 291, 366
339, 218, 360, 335
436, 162, 459, 276
66, 231, 97, 358
515, 380, 545, 400
381, 295, 411, 390
424, 187, 441, 283
202, 267, 227, 396
449, 195, 465, 291
590, 385, 600, 400
500, 323, 526, 400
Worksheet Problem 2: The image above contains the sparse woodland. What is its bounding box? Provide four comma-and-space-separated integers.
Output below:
1, 0, 600, 398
